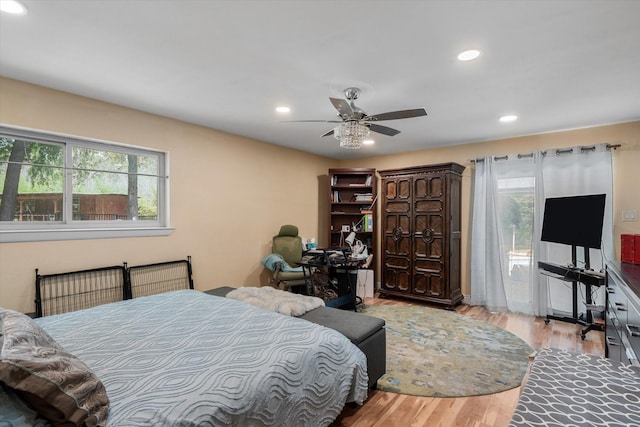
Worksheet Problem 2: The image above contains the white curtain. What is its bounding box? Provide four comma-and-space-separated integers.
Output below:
537, 145, 613, 315
470, 156, 507, 312
470, 144, 613, 316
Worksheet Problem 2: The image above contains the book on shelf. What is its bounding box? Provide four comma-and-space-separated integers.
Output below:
365, 175, 372, 186
331, 190, 340, 202
362, 214, 373, 232
354, 193, 373, 202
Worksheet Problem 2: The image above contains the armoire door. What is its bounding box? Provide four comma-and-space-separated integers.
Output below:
412, 173, 447, 299
381, 175, 412, 293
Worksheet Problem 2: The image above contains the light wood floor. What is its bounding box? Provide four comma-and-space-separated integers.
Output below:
331, 295, 605, 427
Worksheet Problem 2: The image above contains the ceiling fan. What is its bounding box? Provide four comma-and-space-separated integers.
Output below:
287, 87, 428, 149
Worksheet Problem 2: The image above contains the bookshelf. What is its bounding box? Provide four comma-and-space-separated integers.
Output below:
328, 168, 377, 256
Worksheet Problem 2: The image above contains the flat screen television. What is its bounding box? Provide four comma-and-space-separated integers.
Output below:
540, 194, 606, 249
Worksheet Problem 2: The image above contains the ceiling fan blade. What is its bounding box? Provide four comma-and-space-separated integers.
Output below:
368, 123, 401, 136
321, 129, 335, 137
364, 108, 427, 121
329, 97, 354, 118
281, 119, 343, 123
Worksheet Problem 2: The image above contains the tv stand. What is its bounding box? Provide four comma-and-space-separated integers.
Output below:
539, 245, 606, 339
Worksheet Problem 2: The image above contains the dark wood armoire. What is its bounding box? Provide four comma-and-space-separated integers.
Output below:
378, 162, 465, 309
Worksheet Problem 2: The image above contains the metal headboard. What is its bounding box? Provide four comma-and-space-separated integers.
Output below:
127, 256, 194, 299
35, 265, 127, 317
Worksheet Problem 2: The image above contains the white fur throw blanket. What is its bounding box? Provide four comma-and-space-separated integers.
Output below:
226, 287, 324, 316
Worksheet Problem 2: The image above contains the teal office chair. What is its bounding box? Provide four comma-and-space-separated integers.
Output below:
264, 225, 307, 292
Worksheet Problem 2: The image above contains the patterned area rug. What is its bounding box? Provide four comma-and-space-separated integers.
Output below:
361, 304, 533, 397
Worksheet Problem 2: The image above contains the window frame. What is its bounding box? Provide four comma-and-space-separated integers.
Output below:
0, 125, 173, 243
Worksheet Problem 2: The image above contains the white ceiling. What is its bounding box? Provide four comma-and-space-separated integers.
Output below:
1, 0, 639, 160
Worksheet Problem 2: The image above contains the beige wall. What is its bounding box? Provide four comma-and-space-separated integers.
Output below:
1, 77, 638, 312
343, 121, 640, 299
0, 78, 333, 312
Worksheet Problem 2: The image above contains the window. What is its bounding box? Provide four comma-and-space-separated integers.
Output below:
496, 176, 535, 312
0, 125, 172, 242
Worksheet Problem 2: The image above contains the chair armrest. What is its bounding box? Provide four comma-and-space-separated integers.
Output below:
269, 263, 283, 284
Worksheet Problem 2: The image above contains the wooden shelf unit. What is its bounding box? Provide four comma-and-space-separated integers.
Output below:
328, 168, 377, 256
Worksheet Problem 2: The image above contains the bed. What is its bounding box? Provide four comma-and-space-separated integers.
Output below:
509, 347, 640, 426
1, 289, 368, 427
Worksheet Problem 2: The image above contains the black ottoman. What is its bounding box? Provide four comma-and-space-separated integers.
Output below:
299, 306, 385, 388
204, 286, 236, 297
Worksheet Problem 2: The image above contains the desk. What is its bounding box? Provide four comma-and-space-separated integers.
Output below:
298, 250, 362, 311
538, 261, 606, 339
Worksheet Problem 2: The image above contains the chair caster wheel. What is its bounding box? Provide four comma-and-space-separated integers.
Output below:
544, 319, 550, 325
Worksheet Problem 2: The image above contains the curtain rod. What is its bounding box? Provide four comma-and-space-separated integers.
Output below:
469, 143, 621, 163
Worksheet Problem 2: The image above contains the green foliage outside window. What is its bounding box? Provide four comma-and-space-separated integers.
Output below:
0, 130, 164, 224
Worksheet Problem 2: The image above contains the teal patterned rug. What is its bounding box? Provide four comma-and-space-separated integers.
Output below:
361, 304, 533, 397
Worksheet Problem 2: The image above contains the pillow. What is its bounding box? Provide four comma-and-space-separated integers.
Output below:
0, 307, 109, 427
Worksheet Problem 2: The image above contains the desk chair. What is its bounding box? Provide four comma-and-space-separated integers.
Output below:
267, 225, 307, 292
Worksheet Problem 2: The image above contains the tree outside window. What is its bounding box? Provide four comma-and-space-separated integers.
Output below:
0, 126, 169, 242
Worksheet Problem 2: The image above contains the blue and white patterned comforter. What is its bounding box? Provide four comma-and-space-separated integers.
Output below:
34, 290, 368, 426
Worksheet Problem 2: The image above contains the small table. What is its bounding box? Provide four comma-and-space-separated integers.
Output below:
297, 249, 361, 311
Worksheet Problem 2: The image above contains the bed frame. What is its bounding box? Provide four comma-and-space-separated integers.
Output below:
33, 262, 386, 390
35, 257, 193, 317
127, 258, 193, 299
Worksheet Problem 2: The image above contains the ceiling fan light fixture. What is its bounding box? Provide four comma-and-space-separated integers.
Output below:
362, 139, 375, 146
334, 122, 370, 149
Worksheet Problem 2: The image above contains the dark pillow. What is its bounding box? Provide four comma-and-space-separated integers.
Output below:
0, 307, 109, 427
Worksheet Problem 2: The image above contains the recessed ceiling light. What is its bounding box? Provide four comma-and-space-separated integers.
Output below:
0, 0, 27, 15
362, 139, 375, 146
499, 114, 518, 123
275, 106, 290, 113
458, 49, 480, 61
